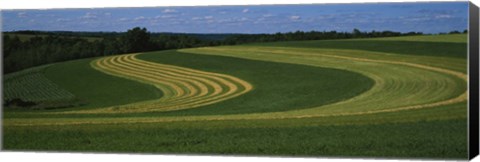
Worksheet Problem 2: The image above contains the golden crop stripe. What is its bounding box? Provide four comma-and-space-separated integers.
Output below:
129, 55, 253, 92
93, 57, 177, 99
103, 55, 251, 112
178, 49, 461, 117
100, 56, 187, 98
62, 53, 253, 113
124, 54, 239, 92
96, 54, 252, 113
116, 53, 253, 105
134, 79, 252, 111
114, 54, 244, 107
231, 47, 466, 80
73, 56, 194, 113
60, 59, 185, 113
127, 55, 244, 98
113, 55, 202, 100
196, 47, 467, 113
110, 55, 210, 101
117, 54, 225, 101
97, 56, 209, 109
121, 55, 253, 107
118, 55, 212, 99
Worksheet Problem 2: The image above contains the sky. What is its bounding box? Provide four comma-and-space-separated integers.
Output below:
1, 2, 469, 34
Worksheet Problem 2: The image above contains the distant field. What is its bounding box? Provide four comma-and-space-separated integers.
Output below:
3, 34, 468, 159
250, 34, 467, 59
368, 33, 467, 43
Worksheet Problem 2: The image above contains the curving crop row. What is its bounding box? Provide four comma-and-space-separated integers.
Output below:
181, 47, 467, 118
68, 53, 253, 113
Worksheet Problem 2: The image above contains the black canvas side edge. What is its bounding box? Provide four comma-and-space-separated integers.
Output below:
0, 20, 3, 151
469, 1, 480, 160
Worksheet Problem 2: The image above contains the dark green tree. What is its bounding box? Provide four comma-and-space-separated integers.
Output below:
353, 28, 362, 38
121, 27, 152, 53
449, 30, 461, 34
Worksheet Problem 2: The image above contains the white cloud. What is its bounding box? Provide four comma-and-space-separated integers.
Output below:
262, 14, 273, 17
407, 17, 431, 22
169, 20, 184, 25
254, 17, 265, 24
56, 18, 70, 22
242, 9, 249, 13
191, 17, 202, 20
290, 15, 301, 20
206, 20, 215, 24
82, 12, 97, 19
17, 12, 27, 18
134, 16, 145, 21
204, 16, 213, 19
317, 15, 335, 20
162, 9, 177, 13
155, 15, 175, 19
435, 14, 453, 19
119, 18, 129, 21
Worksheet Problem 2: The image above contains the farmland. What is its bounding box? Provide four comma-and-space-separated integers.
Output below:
2, 34, 468, 159
3, 65, 81, 109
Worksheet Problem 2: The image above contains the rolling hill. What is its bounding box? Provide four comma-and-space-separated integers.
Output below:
3, 34, 468, 159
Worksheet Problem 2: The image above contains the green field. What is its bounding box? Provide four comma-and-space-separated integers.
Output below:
3, 64, 81, 109
2, 34, 468, 159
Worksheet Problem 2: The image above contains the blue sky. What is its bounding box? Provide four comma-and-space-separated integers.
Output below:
1, 2, 468, 34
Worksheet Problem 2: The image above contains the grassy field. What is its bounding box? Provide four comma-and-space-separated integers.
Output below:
3, 119, 466, 158
251, 34, 467, 59
3, 64, 80, 109
2, 34, 468, 159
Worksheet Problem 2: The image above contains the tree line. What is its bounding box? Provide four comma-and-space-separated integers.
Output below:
2, 27, 466, 74
3, 27, 212, 73
223, 29, 423, 45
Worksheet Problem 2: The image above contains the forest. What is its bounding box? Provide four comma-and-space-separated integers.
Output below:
2, 27, 465, 74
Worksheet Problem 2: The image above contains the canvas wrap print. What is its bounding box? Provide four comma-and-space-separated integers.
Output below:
1, 1, 477, 160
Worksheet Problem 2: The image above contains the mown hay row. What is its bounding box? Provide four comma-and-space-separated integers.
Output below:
185, 47, 467, 117
121, 55, 253, 108
67, 53, 253, 113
